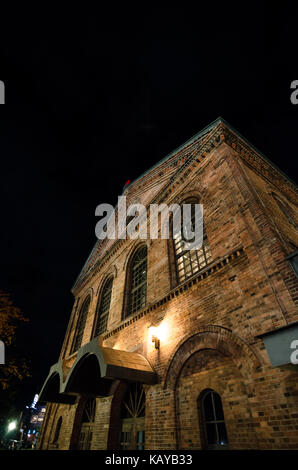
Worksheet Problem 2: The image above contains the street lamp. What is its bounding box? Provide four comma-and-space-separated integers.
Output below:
8, 421, 16, 432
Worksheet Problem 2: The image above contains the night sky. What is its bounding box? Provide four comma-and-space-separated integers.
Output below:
0, 7, 297, 410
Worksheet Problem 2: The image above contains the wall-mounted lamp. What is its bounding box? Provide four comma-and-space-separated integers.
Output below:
149, 326, 160, 349
152, 334, 160, 350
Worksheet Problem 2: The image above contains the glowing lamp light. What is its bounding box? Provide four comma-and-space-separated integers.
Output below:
149, 326, 163, 349
8, 421, 16, 432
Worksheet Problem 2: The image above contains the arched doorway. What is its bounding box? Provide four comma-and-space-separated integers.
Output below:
120, 383, 145, 450
199, 389, 228, 450
165, 327, 260, 449
78, 397, 96, 450
108, 382, 146, 450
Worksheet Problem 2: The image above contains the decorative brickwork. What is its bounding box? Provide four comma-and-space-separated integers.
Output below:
164, 326, 261, 390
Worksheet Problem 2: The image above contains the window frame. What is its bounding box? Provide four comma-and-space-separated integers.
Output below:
173, 198, 212, 284
123, 245, 148, 319
93, 276, 114, 337
199, 389, 228, 450
71, 295, 91, 354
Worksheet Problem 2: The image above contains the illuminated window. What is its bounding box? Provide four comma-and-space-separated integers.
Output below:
127, 246, 147, 316
94, 277, 113, 336
200, 389, 228, 450
71, 296, 91, 353
173, 198, 212, 283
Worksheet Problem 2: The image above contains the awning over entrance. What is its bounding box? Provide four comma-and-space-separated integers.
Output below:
38, 339, 157, 404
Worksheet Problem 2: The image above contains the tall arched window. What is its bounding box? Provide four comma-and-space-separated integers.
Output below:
71, 296, 91, 353
173, 198, 212, 283
94, 277, 113, 336
127, 246, 147, 316
200, 389, 228, 449
53, 416, 62, 444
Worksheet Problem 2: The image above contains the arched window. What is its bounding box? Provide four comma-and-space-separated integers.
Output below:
71, 296, 91, 353
200, 389, 228, 449
127, 246, 147, 316
94, 277, 113, 336
53, 416, 62, 444
173, 198, 212, 282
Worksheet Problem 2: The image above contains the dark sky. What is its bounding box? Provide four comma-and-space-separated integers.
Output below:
0, 7, 297, 410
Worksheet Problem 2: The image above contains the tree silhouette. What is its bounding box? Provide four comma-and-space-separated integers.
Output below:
0, 290, 30, 391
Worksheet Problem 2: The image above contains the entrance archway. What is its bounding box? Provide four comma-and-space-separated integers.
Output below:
164, 327, 261, 449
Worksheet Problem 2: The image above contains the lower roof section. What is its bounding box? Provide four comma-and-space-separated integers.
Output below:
38, 338, 157, 404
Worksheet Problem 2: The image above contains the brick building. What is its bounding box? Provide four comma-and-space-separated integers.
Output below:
37, 118, 298, 450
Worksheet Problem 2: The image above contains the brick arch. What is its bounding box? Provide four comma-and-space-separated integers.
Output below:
122, 240, 147, 272
78, 287, 94, 308
95, 266, 117, 298
174, 189, 202, 205
164, 326, 261, 390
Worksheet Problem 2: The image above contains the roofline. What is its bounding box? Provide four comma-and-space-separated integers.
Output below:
71, 117, 223, 293
219, 118, 298, 190
71, 117, 297, 293
124, 116, 297, 192
123, 116, 224, 192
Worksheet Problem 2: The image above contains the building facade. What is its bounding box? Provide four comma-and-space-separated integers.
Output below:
37, 118, 298, 450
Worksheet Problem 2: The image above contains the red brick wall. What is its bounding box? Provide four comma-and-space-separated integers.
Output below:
38, 127, 298, 450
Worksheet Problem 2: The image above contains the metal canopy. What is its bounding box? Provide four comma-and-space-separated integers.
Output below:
38, 339, 157, 404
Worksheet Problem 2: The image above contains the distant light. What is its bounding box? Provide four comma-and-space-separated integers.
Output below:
8, 421, 16, 432
31, 394, 38, 408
